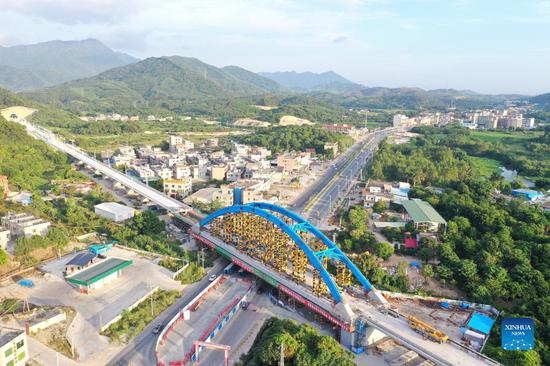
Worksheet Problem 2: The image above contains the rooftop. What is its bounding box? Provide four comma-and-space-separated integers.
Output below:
66, 257, 132, 286
467, 312, 495, 335
94, 202, 134, 215
66, 252, 97, 267
0, 329, 23, 347
402, 199, 446, 225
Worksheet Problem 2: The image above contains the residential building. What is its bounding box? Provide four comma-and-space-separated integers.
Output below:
211, 165, 228, 181
173, 164, 191, 179
132, 166, 156, 180
364, 194, 382, 208
226, 168, 242, 182
0, 330, 28, 366
94, 202, 135, 222
163, 178, 192, 198
393, 114, 410, 127
154, 167, 174, 180
402, 199, 447, 233
368, 186, 382, 193
276, 154, 298, 171
1, 213, 50, 238
205, 138, 219, 147
183, 188, 222, 205
0, 230, 10, 249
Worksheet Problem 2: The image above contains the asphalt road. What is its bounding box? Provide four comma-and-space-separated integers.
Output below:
300, 129, 393, 226
288, 133, 374, 213
107, 260, 228, 366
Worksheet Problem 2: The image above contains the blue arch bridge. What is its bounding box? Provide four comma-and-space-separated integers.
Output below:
191, 188, 385, 339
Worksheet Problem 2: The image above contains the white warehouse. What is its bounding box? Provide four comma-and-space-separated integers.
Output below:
94, 202, 135, 222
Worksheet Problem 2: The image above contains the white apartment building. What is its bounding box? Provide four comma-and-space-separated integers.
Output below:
393, 114, 410, 127
1, 213, 51, 238
0, 230, 10, 249
154, 167, 174, 180
174, 164, 191, 179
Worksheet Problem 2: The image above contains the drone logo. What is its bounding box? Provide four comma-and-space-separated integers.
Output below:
502, 318, 534, 351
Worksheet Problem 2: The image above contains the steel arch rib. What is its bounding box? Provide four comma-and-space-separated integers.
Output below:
200, 205, 343, 302
247, 202, 373, 292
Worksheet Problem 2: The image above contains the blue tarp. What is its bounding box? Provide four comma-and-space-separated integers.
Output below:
440, 302, 451, 309
410, 261, 422, 269
468, 312, 495, 335
18, 279, 34, 288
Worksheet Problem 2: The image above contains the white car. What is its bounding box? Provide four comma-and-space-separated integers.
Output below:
208, 274, 217, 282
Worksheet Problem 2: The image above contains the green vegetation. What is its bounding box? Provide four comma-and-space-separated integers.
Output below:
237, 318, 355, 366
372, 126, 550, 366
175, 262, 205, 284
108, 211, 183, 257
236, 125, 353, 155
101, 290, 180, 343
469, 156, 501, 177
414, 126, 550, 189
189, 199, 224, 215
0, 39, 136, 92
158, 258, 185, 272
0, 117, 76, 191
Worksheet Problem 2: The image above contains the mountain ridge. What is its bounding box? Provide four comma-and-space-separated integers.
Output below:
0, 39, 138, 91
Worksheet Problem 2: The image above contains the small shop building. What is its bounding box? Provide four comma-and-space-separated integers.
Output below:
66, 257, 132, 294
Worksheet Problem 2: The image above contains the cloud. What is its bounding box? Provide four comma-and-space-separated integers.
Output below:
1, 0, 148, 24
332, 35, 348, 43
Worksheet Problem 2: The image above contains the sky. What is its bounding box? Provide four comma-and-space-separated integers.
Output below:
0, 0, 549, 95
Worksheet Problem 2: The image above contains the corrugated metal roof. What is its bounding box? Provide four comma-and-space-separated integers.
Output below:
402, 199, 446, 225
66, 252, 96, 266
467, 312, 495, 335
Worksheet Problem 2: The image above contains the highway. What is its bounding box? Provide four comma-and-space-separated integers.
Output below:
303, 129, 393, 226
289, 128, 394, 225
107, 260, 227, 366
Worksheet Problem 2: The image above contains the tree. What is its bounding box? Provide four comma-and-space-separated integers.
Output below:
374, 242, 394, 260
0, 249, 8, 265
131, 210, 165, 235
422, 264, 434, 280
372, 200, 388, 213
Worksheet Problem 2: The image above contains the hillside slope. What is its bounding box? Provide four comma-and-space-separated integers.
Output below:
0, 39, 138, 91
259, 70, 360, 92
24, 56, 282, 113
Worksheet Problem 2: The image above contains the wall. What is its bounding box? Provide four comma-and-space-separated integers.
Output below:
29, 312, 66, 334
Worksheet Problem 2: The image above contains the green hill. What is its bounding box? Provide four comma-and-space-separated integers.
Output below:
259, 70, 360, 92
23, 56, 283, 114
311, 87, 522, 110
530, 92, 550, 109
0, 39, 138, 92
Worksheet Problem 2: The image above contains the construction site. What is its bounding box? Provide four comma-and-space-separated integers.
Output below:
382, 292, 498, 352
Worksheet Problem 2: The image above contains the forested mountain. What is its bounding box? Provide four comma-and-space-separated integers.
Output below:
311, 87, 523, 110
529, 92, 550, 109
23, 56, 283, 113
0, 39, 138, 91
259, 70, 360, 92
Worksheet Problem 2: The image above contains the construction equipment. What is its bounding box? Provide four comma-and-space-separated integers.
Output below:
407, 315, 449, 343
89, 241, 116, 256
193, 340, 230, 366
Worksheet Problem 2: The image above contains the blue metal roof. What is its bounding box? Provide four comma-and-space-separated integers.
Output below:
467, 312, 495, 335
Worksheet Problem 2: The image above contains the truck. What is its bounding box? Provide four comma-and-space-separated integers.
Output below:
89, 241, 116, 256
407, 315, 449, 343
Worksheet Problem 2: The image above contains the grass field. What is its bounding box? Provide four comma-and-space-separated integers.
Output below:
469, 156, 501, 177
471, 130, 542, 142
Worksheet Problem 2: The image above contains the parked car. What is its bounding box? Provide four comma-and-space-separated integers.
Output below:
152, 324, 163, 334
208, 274, 217, 282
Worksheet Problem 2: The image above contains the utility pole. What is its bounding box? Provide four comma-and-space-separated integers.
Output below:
149, 283, 155, 316
279, 342, 285, 366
